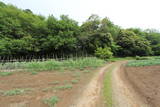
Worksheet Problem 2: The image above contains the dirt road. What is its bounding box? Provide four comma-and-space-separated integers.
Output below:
71, 61, 149, 107
112, 62, 149, 107
70, 63, 113, 107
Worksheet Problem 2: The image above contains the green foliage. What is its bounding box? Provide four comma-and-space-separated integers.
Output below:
43, 96, 59, 107
49, 81, 60, 85
117, 30, 152, 56
71, 79, 79, 84
30, 71, 38, 75
83, 70, 91, 73
0, 1, 160, 57
1, 88, 31, 96
135, 56, 151, 60
0, 57, 105, 71
0, 72, 13, 76
103, 66, 114, 107
95, 47, 113, 59
127, 59, 160, 67
79, 15, 118, 54
54, 84, 72, 90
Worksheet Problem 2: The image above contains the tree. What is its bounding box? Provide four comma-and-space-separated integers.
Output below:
117, 30, 152, 56
95, 47, 113, 59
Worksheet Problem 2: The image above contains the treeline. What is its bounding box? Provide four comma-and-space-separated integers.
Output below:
0, 1, 160, 59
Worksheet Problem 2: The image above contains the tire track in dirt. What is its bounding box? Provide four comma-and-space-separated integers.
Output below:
70, 61, 149, 107
112, 61, 150, 107
70, 63, 113, 107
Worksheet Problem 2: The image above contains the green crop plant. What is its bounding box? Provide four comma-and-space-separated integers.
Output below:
0, 72, 13, 76
43, 96, 59, 107
127, 59, 160, 67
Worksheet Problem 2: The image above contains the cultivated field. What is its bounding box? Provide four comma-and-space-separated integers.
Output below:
1, 56, 160, 107
0, 57, 106, 107
124, 58, 160, 107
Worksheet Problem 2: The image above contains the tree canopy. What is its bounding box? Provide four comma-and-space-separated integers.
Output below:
1, 1, 160, 58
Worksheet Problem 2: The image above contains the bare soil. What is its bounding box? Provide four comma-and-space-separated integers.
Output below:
2, 61, 158, 107
112, 62, 149, 107
124, 65, 160, 107
71, 63, 113, 107
0, 68, 95, 107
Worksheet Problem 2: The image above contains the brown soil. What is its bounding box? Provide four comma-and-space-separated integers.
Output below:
112, 61, 150, 107
2, 61, 158, 107
0, 68, 95, 107
123, 65, 160, 107
71, 63, 113, 107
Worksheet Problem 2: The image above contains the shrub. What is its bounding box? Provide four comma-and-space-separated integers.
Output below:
135, 56, 152, 60
95, 47, 113, 60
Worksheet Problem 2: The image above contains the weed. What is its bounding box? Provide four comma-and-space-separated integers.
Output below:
0, 90, 3, 95
42, 87, 53, 92
83, 70, 91, 73
103, 66, 114, 107
72, 72, 81, 78
127, 59, 160, 67
0, 57, 105, 71
63, 80, 69, 84
1, 88, 32, 96
30, 71, 38, 75
49, 81, 60, 85
43, 96, 59, 107
54, 84, 72, 90
71, 80, 79, 84
79, 67, 84, 71
0, 72, 13, 76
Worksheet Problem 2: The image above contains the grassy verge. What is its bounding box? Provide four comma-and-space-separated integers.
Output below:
0, 57, 105, 72
103, 66, 114, 107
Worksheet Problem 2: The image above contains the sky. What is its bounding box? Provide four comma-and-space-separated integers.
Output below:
1, 0, 160, 30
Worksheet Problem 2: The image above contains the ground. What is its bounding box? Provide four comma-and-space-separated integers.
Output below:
124, 65, 160, 107
0, 68, 95, 107
1, 61, 160, 107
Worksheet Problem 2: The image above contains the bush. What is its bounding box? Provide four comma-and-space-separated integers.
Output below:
95, 47, 113, 60
135, 56, 152, 60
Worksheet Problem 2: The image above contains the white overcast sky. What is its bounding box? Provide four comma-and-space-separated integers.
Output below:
1, 0, 160, 30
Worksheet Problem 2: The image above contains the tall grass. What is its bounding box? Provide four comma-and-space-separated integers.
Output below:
0, 57, 105, 71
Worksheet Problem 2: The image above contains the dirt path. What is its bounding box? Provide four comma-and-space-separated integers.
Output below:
70, 63, 113, 107
112, 61, 150, 107
70, 61, 151, 107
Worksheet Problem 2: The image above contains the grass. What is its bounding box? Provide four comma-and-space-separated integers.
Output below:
0, 57, 105, 72
42, 87, 53, 92
82, 70, 91, 73
43, 96, 59, 107
71, 79, 79, 84
0, 72, 13, 76
103, 66, 114, 107
49, 81, 60, 85
127, 59, 160, 67
0, 88, 32, 96
54, 84, 73, 90
72, 72, 81, 78
108, 57, 135, 62
42, 84, 73, 92
30, 71, 38, 75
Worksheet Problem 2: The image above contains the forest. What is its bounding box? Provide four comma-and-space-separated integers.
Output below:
1, 1, 160, 59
